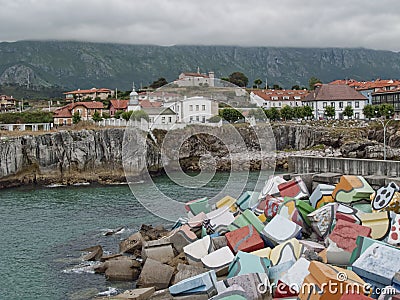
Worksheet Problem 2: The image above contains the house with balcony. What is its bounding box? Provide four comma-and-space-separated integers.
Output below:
372, 87, 400, 118
250, 89, 309, 108
0, 95, 17, 112
53, 101, 104, 125
303, 84, 367, 119
63, 88, 114, 102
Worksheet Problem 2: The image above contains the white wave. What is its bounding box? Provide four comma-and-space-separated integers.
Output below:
46, 184, 67, 188
97, 287, 119, 297
62, 261, 101, 274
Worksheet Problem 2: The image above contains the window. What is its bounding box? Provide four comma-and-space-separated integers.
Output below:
355, 101, 359, 108
162, 117, 165, 124
323, 102, 327, 108
339, 102, 343, 108
168, 117, 172, 123
189, 105, 193, 111
202, 116, 206, 123
196, 105, 199, 111
347, 102, 352, 107
355, 113, 360, 119
196, 116, 199, 121
331, 102, 335, 108
190, 116, 193, 122
202, 105, 206, 111
279, 102, 282, 107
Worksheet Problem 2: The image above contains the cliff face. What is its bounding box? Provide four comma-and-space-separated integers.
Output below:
0, 124, 390, 188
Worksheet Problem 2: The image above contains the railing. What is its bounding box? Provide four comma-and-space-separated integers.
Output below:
0, 123, 53, 132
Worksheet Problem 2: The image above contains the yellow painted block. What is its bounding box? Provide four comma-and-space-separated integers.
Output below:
359, 211, 390, 240
250, 247, 271, 258
269, 238, 303, 266
216, 195, 237, 212
258, 213, 267, 223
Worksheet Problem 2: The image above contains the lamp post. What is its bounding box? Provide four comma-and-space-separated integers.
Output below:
375, 110, 392, 160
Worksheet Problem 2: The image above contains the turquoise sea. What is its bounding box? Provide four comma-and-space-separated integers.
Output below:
0, 171, 265, 300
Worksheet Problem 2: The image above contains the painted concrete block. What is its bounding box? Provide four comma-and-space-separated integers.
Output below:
262, 214, 302, 246
299, 261, 365, 300
299, 240, 326, 253
269, 238, 304, 266
169, 270, 217, 297
217, 273, 271, 300
204, 206, 235, 235
388, 213, 400, 245
210, 284, 247, 300
280, 257, 310, 294
184, 235, 214, 265
185, 197, 211, 215
227, 209, 265, 233
109, 287, 155, 299
172, 263, 208, 285
309, 184, 335, 209
358, 211, 390, 240
216, 195, 238, 212
278, 198, 307, 228
268, 259, 295, 284
278, 176, 310, 199
307, 203, 337, 239
236, 191, 259, 211
201, 246, 235, 276
250, 247, 271, 258
336, 204, 362, 224
225, 225, 264, 254
332, 175, 374, 204
169, 224, 198, 253
255, 195, 284, 221
329, 219, 372, 253
260, 175, 287, 198
349, 235, 397, 265
372, 182, 400, 213
227, 251, 270, 278
352, 242, 400, 287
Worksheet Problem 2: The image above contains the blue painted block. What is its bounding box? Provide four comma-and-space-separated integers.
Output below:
227, 251, 270, 278
169, 270, 217, 297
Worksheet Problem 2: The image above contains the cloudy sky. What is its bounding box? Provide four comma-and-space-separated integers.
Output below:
1, 0, 400, 51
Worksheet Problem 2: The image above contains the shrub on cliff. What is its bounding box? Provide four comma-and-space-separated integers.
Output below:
0, 111, 53, 124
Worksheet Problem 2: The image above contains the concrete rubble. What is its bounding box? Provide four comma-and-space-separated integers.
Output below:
86, 174, 400, 299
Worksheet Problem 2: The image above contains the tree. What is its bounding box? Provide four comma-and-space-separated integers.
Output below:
324, 106, 336, 119
303, 105, 314, 119
72, 111, 81, 124
132, 110, 149, 122
92, 110, 103, 122
219, 108, 244, 123
343, 105, 354, 119
228, 72, 248, 87
102, 112, 111, 119
114, 110, 124, 119
363, 104, 375, 120
268, 107, 281, 121
272, 84, 283, 90
379, 103, 395, 118
150, 77, 168, 89
291, 85, 300, 90
280, 106, 294, 121
208, 115, 222, 123
293, 106, 305, 119
248, 108, 267, 121
309, 77, 322, 90
254, 79, 262, 89
121, 111, 133, 121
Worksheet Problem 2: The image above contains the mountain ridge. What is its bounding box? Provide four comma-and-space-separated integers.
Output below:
1, 40, 400, 98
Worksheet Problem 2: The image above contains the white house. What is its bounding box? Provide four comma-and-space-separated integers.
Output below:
173, 71, 215, 87
143, 107, 177, 127
164, 96, 219, 123
303, 84, 367, 119
250, 89, 309, 108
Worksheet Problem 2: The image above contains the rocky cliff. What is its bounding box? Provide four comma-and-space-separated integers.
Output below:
0, 124, 395, 188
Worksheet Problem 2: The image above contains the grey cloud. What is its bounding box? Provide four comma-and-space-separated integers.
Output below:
0, 0, 400, 51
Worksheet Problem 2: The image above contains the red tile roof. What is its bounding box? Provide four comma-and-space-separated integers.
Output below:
54, 106, 72, 118
329, 79, 400, 91
304, 84, 367, 101
110, 99, 128, 110
139, 99, 162, 108
73, 101, 104, 109
252, 89, 309, 101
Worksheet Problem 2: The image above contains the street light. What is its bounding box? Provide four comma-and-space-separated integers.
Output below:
375, 109, 392, 160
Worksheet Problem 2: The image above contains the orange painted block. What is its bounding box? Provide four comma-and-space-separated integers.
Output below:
340, 292, 372, 299
225, 225, 264, 254
299, 261, 366, 300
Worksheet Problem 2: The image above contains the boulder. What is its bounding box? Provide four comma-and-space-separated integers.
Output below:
140, 224, 169, 241
137, 258, 174, 290
166, 252, 187, 269
100, 253, 123, 262
148, 289, 174, 300
119, 232, 144, 254
142, 244, 175, 264
82, 245, 103, 261
105, 257, 141, 281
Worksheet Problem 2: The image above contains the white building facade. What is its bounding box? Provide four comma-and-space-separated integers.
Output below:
165, 96, 219, 123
